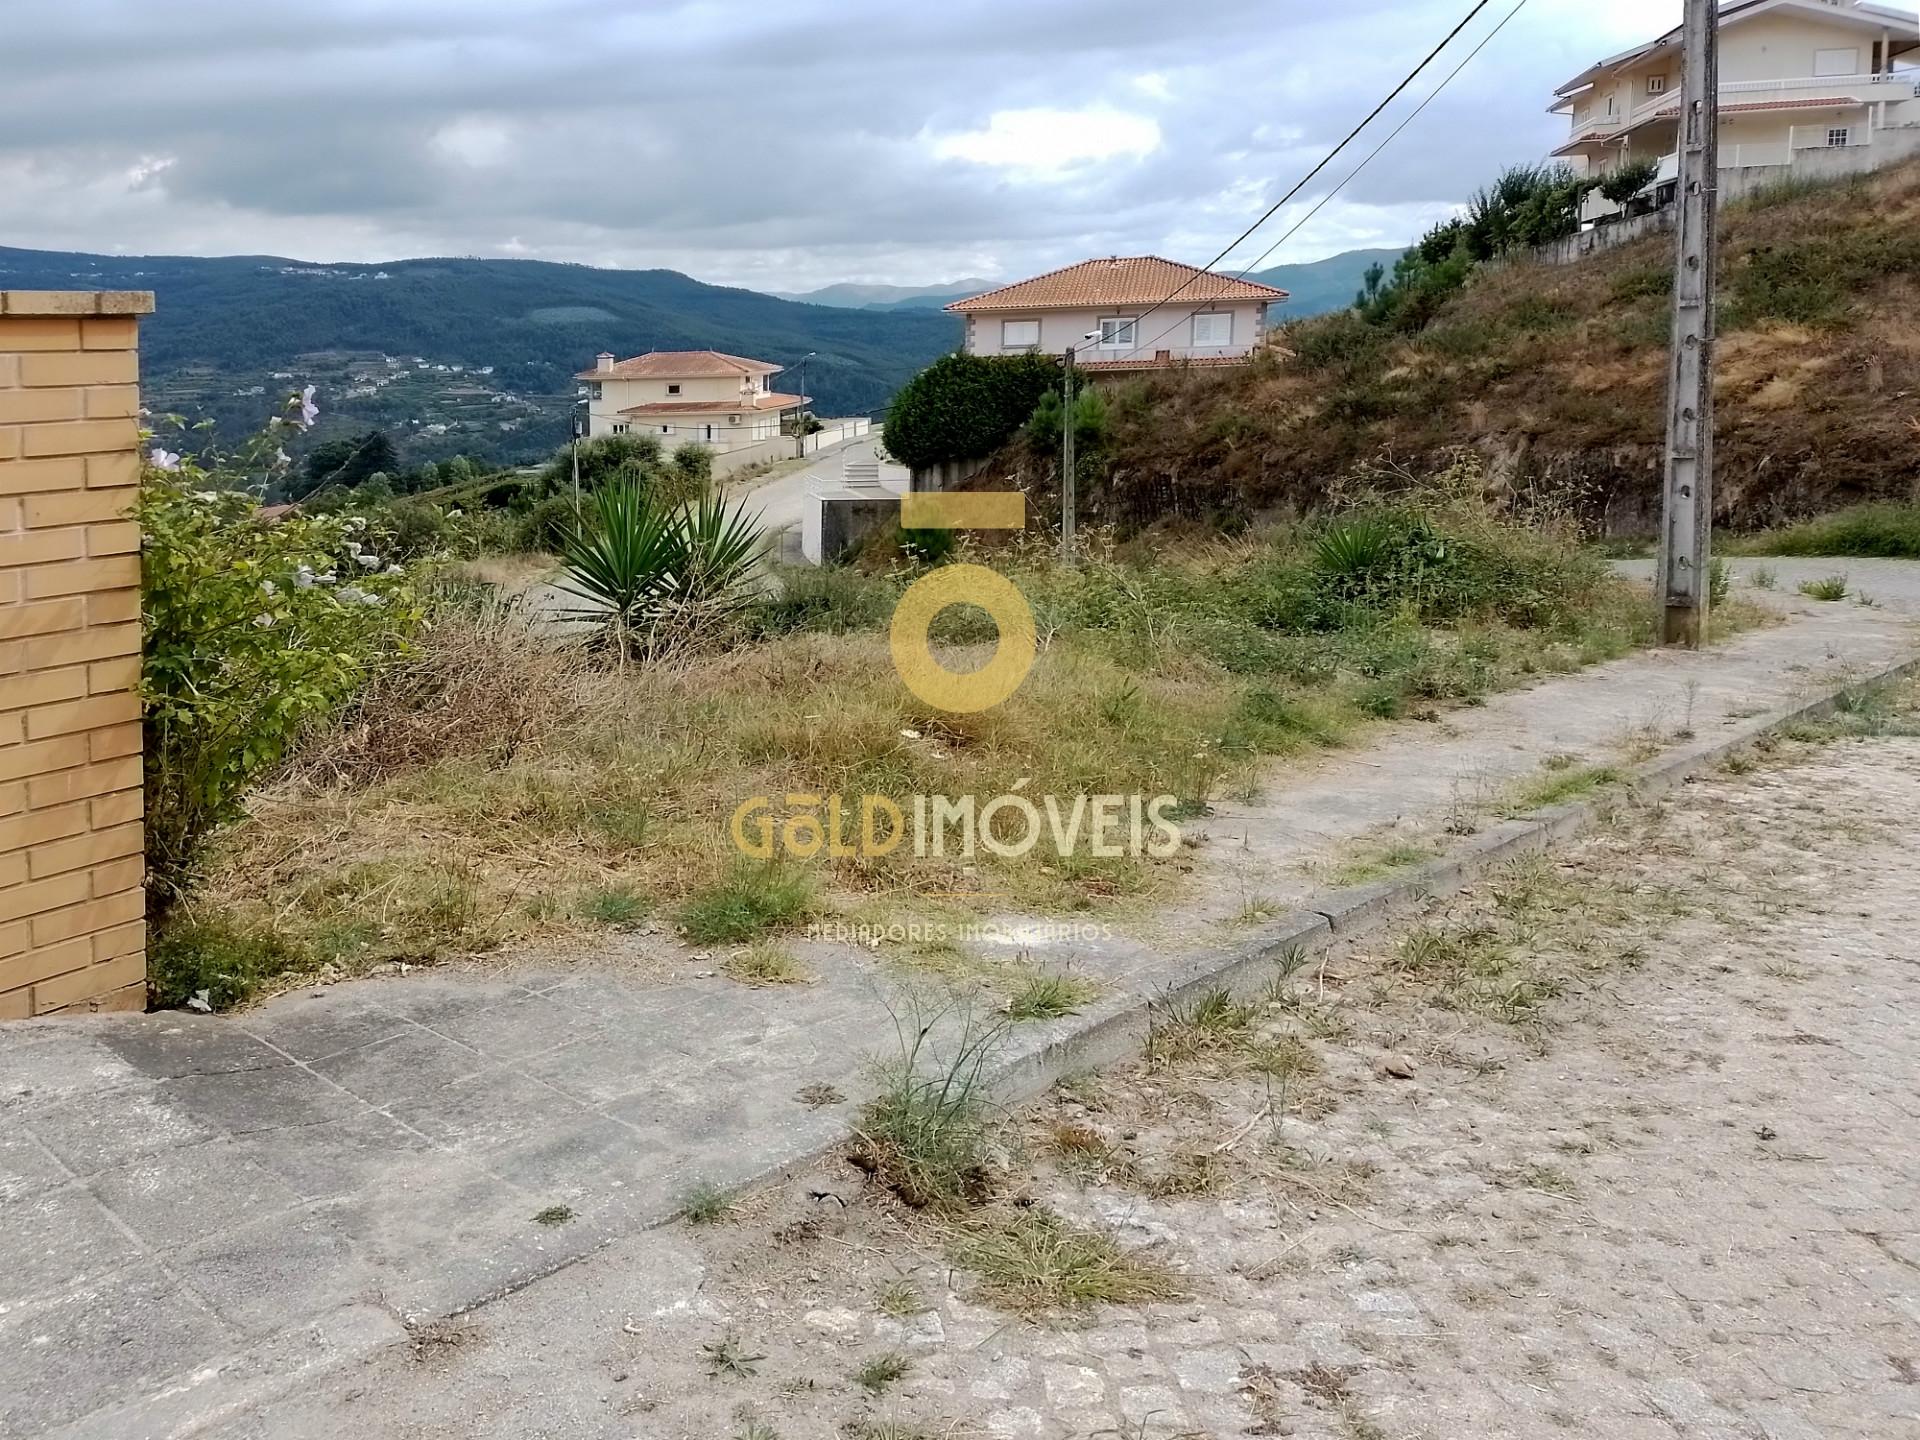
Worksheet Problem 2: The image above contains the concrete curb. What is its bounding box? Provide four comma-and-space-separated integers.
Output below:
668, 646, 1920, 1224
975, 645, 1920, 1109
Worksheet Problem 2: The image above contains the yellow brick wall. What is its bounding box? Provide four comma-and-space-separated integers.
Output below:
0, 291, 153, 1019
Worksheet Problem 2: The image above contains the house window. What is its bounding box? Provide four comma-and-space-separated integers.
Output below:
612, 422, 630, 435
1192, 312, 1233, 348
1098, 317, 1138, 349
588, 382, 603, 401
667, 383, 682, 395
1814, 48, 1860, 78
659, 425, 673, 435
1001, 319, 1041, 351
1645, 75, 1667, 94
1827, 127, 1852, 148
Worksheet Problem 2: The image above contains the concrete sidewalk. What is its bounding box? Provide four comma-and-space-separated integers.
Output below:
2, 572, 1917, 1437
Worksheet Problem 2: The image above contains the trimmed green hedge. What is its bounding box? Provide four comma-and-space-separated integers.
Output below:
884, 352, 1062, 470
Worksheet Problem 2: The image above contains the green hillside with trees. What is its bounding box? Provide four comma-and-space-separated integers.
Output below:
0, 245, 960, 468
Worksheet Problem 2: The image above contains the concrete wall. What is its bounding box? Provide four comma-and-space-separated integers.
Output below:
710, 434, 797, 479
909, 455, 995, 494
0, 291, 151, 1019
1536, 126, 1920, 266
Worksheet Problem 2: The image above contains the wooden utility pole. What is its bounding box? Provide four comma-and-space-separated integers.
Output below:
1660, 0, 1719, 647
1061, 345, 1078, 562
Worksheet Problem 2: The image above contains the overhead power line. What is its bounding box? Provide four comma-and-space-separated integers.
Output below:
1117, 0, 1529, 364
1100, 0, 1500, 349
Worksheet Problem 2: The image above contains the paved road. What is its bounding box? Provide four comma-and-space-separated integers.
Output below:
1620, 554, 1920, 615
207, 709, 1920, 1438
732, 435, 906, 539
3, 569, 1917, 1436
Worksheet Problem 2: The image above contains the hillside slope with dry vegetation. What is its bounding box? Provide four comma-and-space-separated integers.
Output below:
1011, 163, 1920, 536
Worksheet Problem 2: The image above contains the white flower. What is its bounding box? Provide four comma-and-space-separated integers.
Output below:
252, 613, 274, 629
293, 565, 316, 590
337, 585, 384, 608
345, 539, 362, 555
384, 563, 404, 576
295, 384, 319, 430
317, 571, 337, 586
273, 448, 292, 470
194, 490, 220, 502
260, 580, 278, 597
356, 553, 380, 569
149, 447, 181, 471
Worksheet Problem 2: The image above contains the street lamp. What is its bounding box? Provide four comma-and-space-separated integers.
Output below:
796, 351, 817, 427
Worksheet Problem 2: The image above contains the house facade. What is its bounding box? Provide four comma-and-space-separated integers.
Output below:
946, 258, 1288, 372
575, 350, 807, 452
1554, 0, 1920, 221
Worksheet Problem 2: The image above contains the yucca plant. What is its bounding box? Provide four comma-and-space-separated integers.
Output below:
676, 489, 770, 606
1312, 515, 1401, 595
557, 479, 767, 665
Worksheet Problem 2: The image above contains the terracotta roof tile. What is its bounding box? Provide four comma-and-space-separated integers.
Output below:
577, 350, 783, 381
947, 257, 1287, 313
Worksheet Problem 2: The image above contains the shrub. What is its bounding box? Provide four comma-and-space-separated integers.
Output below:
1597, 157, 1660, 205
141, 453, 422, 895
678, 861, 813, 943
149, 913, 307, 1010
557, 480, 768, 662
288, 607, 601, 786
898, 525, 959, 565
1735, 503, 1920, 558
1799, 574, 1850, 601
751, 564, 899, 635
858, 1001, 1004, 1209
883, 352, 1062, 470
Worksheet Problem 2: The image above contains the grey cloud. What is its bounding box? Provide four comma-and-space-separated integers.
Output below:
1, 0, 1642, 287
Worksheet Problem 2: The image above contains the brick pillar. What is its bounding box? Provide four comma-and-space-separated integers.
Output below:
0, 292, 152, 1019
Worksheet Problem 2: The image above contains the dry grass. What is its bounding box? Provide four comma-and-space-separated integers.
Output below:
947, 1206, 1183, 1315
178, 508, 1658, 994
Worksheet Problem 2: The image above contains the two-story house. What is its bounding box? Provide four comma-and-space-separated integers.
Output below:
946, 258, 1288, 372
1554, 0, 1919, 221
575, 350, 807, 452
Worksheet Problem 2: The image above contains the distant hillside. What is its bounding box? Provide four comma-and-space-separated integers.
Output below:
772, 279, 999, 311
1250, 248, 1406, 319
985, 164, 1920, 534
0, 246, 960, 467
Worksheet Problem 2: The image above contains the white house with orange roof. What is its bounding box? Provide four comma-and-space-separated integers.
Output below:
576, 349, 808, 454
945, 258, 1288, 372
1554, 0, 1919, 221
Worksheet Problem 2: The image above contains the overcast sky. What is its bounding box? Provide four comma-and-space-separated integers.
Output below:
2, 0, 1680, 291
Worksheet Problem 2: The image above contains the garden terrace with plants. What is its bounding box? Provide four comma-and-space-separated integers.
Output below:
144, 416, 1668, 1008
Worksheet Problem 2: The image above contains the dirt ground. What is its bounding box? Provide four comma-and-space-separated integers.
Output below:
215, 720, 1920, 1440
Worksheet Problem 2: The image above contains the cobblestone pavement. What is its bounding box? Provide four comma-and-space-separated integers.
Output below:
209, 723, 1920, 1440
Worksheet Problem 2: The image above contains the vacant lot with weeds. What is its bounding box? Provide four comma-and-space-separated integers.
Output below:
161, 483, 1663, 1006
238, 686, 1920, 1439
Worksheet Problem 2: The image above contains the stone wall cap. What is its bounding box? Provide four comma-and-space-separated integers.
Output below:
0, 291, 156, 317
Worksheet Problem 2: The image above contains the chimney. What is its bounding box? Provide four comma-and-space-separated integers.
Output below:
595, 352, 614, 374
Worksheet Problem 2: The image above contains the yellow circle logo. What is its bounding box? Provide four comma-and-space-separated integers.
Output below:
889, 563, 1037, 714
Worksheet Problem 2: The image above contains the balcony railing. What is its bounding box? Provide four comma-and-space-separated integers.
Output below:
1627, 71, 1919, 126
